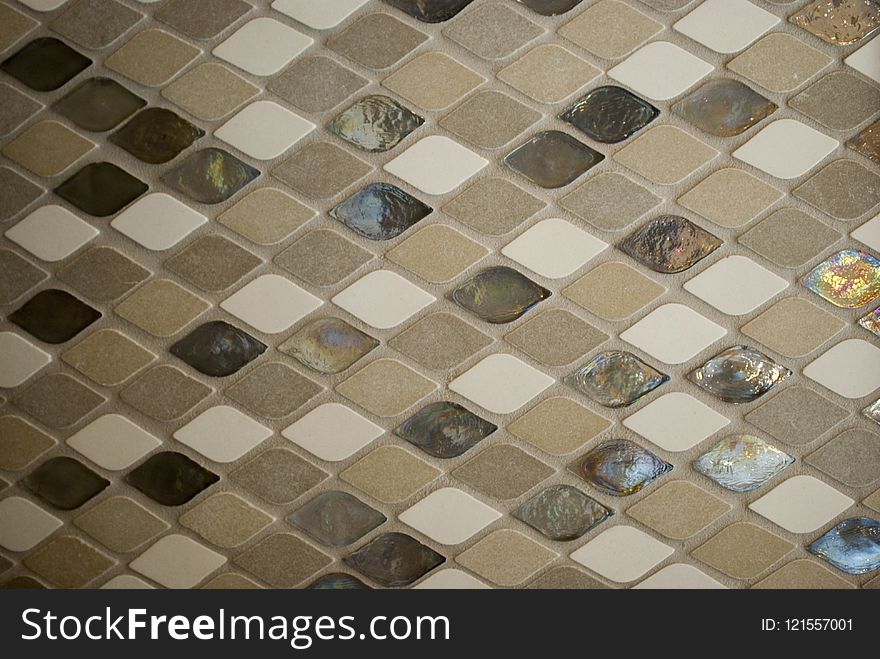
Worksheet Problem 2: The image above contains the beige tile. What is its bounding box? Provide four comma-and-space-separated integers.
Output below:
0, 3, 37, 54
162, 62, 259, 121
2, 120, 94, 178
865, 488, 880, 513
738, 208, 841, 269
74, 496, 168, 553
386, 224, 488, 283
273, 141, 372, 200
234, 533, 331, 587
13, 373, 105, 430
444, 176, 545, 235
56, 246, 149, 303
564, 261, 665, 321
752, 559, 855, 589
570, 525, 673, 583
745, 385, 848, 447
165, 235, 261, 293
807, 428, 880, 489
0, 167, 41, 223
0, 415, 55, 471
457, 529, 557, 586
742, 297, 844, 358
201, 573, 263, 589
225, 362, 322, 419
120, 365, 212, 421
130, 534, 225, 588
340, 446, 440, 503
627, 481, 730, 540
268, 56, 367, 114
440, 90, 541, 150
499, 44, 600, 104
24, 536, 114, 588
383, 52, 484, 111
728, 32, 832, 93
388, 312, 492, 371
614, 125, 718, 185
337, 359, 436, 417
115, 279, 210, 337
793, 159, 880, 221
0, 249, 46, 305
790, 71, 880, 132
218, 187, 314, 246
505, 308, 607, 367
275, 229, 372, 287
179, 492, 272, 548
107, 29, 200, 87
443, 2, 542, 61
678, 168, 782, 229
560, 0, 662, 59
527, 566, 609, 589
230, 448, 327, 505
560, 172, 661, 231
453, 444, 553, 500
692, 522, 794, 579
508, 397, 610, 456
61, 329, 155, 386
328, 12, 427, 70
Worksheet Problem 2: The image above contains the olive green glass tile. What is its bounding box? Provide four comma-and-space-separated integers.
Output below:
22, 456, 109, 510
54, 77, 146, 132
120, 365, 212, 422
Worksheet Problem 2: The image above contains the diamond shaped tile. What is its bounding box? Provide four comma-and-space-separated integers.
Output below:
620, 215, 721, 274
179, 492, 272, 549
220, 187, 314, 246
516, 0, 583, 15
0, 4, 37, 54
561, 86, 658, 144
742, 297, 844, 358
345, 532, 444, 587
685, 255, 788, 315
809, 517, 880, 574
791, 71, 880, 132
120, 365, 211, 421
848, 118, 880, 163
11, 290, 101, 345
385, 136, 488, 195
745, 386, 848, 447
415, 569, 488, 589
106, 29, 198, 87
808, 428, 880, 488
282, 402, 384, 462
440, 90, 541, 150
388, 312, 492, 371
804, 249, 880, 308
503, 219, 607, 279
457, 529, 557, 587
564, 262, 665, 321
628, 480, 730, 540
24, 536, 113, 588
115, 279, 209, 337
235, 533, 331, 587
279, 317, 378, 375
162, 62, 258, 121
0, 332, 50, 388
331, 95, 424, 154
55, 77, 144, 131
0, 250, 46, 305
341, 446, 440, 503
0, 496, 62, 552
752, 559, 855, 590
728, 32, 832, 93
124, 452, 219, 506
268, 55, 366, 114
6, 206, 97, 263
332, 270, 435, 329
276, 229, 370, 287
750, 475, 853, 534
621, 303, 726, 364
50, 0, 141, 49
393, 401, 496, 458
213, 17, 311, 76
162, 148, 258, 204
791, 0, 880, 45
225, 362, 321, 419
444, 176, 545, 236
690, 345, 790, 404
174, 405, 272, 463
385, 0, 474, 22
22, 456, 109, 510
67, 414, 160, 471
560, 0, 661, 59
795, 159, 880, 221
443, 1, 542, 60
131, 534, 225, 588
635, 564, 726, 589
570, 439, 672, 496
112, 194, 206, 251
673, 79, 777, 137
692, 522, 794, 579
739, 208, 840, 269
804, 339, 880, 399
2, 37, 92, 92
609, 41, 712, 100
400, 487, 500, 545
156, 0, 250, 39
499, 44, 600, 104
695, 435, 793, 492
506, 131, 604, 189
614, 125, 717, 185
0, 167, 42, 223
566, 350, 668, 407
387, 225, 487, 284
221, 274, 322, 334
274, 141, 371, 201
507, 309, 608, 368
328, 12, 427, 70
110, 108, 202, 164
450, 353, 554, 415
230, 448, 326, 504
56, 162, 147, 217
454, 266, 551, 324
383, 51, 484, 111
74, 496, 167, 552
331, 183, 431, 241
166, 236, 260, 293
61, 329, 154, 386
336, 358, 437, 417
735, 119, 839, 179
0, 416, 55, 471
674, 0, 778, 54
508, 396, 610, 456
216, 101, 314, 160
453, 444, 553, 499
56, 246, 149, 303
2, 120, 94, 178
571, 525, 673, 583
679, 168, 782, 229
288, 491, 385, 548
624, 392, 730, 452
514, 485, 610, 541
170, 321, 266, 377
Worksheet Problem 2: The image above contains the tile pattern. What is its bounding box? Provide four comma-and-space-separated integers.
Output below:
0, 0, 877, 591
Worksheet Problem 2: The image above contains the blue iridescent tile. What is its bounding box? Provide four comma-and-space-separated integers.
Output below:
566, 350, 668, 408
307, 573, 371, 589
809, 517, 880, 575
694, 435, 793, 493
571, 439, 672, 497
690, 345, 790, 404
330, 182, 431, 240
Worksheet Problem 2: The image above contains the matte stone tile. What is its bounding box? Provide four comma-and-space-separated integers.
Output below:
0, 83, 40, 137
614, 125, 717, 185
0, 250, 46, 305
0, 167, 42, 223
453, 444, 553, 500
528, 566, 608, 589
742, 298, 844, 358
120, 365, 212, 421
54, 77, 146, 132
0, 415, 55, 471
288, 491, 386, 547
560, 172, 660, 232
106, 29, 200, 87
337, 359, 436, 418
56, 246, 149, 303
125, 452, 218, 506
201, 573, 263, 589
499, 44, 600, 104
440, 90, 541, 150
234, 533, 331, 588
384, 52, 484, 111
23, 536, 113, 588
692, 522, 794, 580
14, 373, 104, 429
457, 529, 557, 587
340, 446, 440, 503
739, 208, 841, 268
807, 429, 880, 488
226, 362, 322, 419
443, 2, 542, 60
54, 162, 147, 217
130, 534, 225, 588
328, 13, 428, 70
61, 329, 155, 386
638, 0, 697, 9
275, 229, 371, 287
627, 481, 730, 540
745, 386, 848, 447
2, 120, 94, 178
162, 62, 259, 121
564, 261, 665, 321
443, 177, 545, 235
560, 0, 661, 59
386, 225, 488, 283
219, 188, 314, 246
793, 159, 880, 221
274, 141, 372, 200
388, 312, 492, 370
508, 396, 610, 456
22, 456, 109, 510
790, 71, 880, 132
74, 496, 168, 552
728, 33, 831, 93
679, 168, 782, 229
156, 0, 250, 39
752, 559, 855, 589
179, 492, 272, 548
267, 56, 368, 114
165, 235, 261, 293
0, 4, 37, 54
230, 448, 327, 505
115, 279, 209, 337
1, 38, 92, 92
505, 309, 608, 367
50, 0, 142, 50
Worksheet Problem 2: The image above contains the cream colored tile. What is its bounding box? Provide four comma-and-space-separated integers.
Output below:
749, 475, 853, 534
111, 193, 207, 251
674, 0, 778, 54
634, 563, 726, 589
332, 270, 435, 329
733, 119, 838, 179
216, 101, 314, 160
620, 303, 726, 364
214, 17, 312, 76
131, 534, 226, 588
571, 525, 673, 583
0, 496, 62, 552
501, 219, 607, 279
67, 414, 161, 471
399, 487, 501, 545
684, 255, 788, 315
624, 392, 730, 452
450, 353, 554, 415
6, 205, 98, 262
0, 332, 50, 388
608, 41, 713, 100
384, 136, 488, 196
221, 274, 322, 334
174, 405, 272, 463
804, 339, 880, 399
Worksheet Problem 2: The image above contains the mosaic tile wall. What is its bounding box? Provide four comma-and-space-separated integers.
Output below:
0, 0, 879, 590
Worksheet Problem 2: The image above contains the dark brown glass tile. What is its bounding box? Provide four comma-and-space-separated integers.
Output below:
54, 162, 147, 217
561, 86, 658, 144
125, 452, 219, 506
55, 77, 146, 132
1, 38, 91, 92
110, 108, 203, 164
9, 289, 101, 344
345, 532, 444, 586
505, 131, 604, 188
161, 148, 259, 204
21, 457, 109, 510
170, 320, 267, 377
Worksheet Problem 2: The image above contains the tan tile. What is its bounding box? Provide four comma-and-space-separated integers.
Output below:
527, 566, 609, 589
201, 572, 263, 589
179, 492, 272, 548
13, 373, 104, 430
121, 365, 212, 421
790, 71, 880, 132
561, 172, 661, 232
234, 533, 331, 587
564, 261, 665, 321
742, 297, 844, 358
0, 415, 55, 471
0, 82, 40, 138
444, 177, 545, 235
440, 90, 541, 150
508, 397, 610, 456
614, 125, 717, 185
337, 359, 437, 418
505, 309, 607, 367
225, 362, 322, 419
793, 159, 880, 221
0, 167, 41, 223
627, 481, 730, 540
218, 187, 314, 246
275, 229, 372, 287
499, 44, 600, 104
443, 1, 541, 60
692, 522, 794, 579
162, 62, 259, 121
61, 329, 155, 386
807, 428, 880, 488
752, 559, 855, 589
728, 32, 832, 93
0, 3, 37, 54
115, 279, 210, 337
165, 235, 261, 293
273, 141, 372, 200
106, 28, 200, 87
1, 120, 94, 178
328, 13, 427, 70
341, 446, 440, 503
50, 0, 143, 50
383, 52, 484, 111
865, 488, 880, 513
560, 0, 661, 59
56, 246, 149, 303
387, 225, 488, 284
267, 56, 367, 114
155, 0, 250, 40
457, 529, 557, 586
738, 208, 841, 269
0, 249, 46, 305
745, 385, 848, 447
230, 448, 327, 505
453, 444, 553, 500
388, 312, 493, 371
678, 168, 782, 229
23, 536, 114, 588
74, 496, 168, 553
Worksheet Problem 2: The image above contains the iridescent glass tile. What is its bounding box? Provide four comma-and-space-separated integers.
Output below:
384, 0, 474, 22
791, 0, 880, 45
394, 401, 496, 458
1, 38, 91, 92
863, 399, 880, 426
21, 457, 109, 510
809, 517, 880, 574
860, 305, 880, 336
161, 148, 259, 204
566, 351, 668, 408
110, 108, 204, 164
288, 491, 386, 548
125, 452, 219, 506
345, 532, 444, 587
54, 78, 146, 132
694, 435, 794, 492
513, 485, 611, 540
619, 216, 721, 274
329, 95, 424, 152
55, 162, 148, 217
170, 320, 267, 377
452, 265, 551, 323
517, 0, 584, 15
571, 439, 672, 497
279, 317, 378, 374
308, 573, 371, 589
9, 289, 101, 344
690, 346, 790, 404
505, 130, 604, 188
330, 182, 431, 240
560, 86, 658, 144
848, 119, 880, 164
802, 249, 880, 308
672, 79, 777, 137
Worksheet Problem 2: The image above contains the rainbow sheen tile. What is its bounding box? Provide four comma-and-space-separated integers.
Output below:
329, 95, 424, 153
571, 439, 672, 497
694, 435, 794, 493
565, 350, 668, 408
452, 266, 551, 324
802, 249, 880, 308
394, 401, 496, 458
307, 573, 370, 589
809, 517, 880, 574
690, 346, 790, 404
859, 305, 880, 336
672, 79, 776, 137
278, 317, 378, 374
619, 215, 721, 274
513, 485, 610, 541
864, 398, 880, 427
